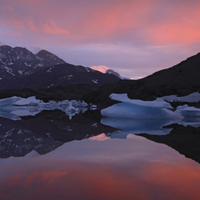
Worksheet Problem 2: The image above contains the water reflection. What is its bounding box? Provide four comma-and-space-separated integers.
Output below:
0, 110, 116, 158
101, 118, 173, 137
137, 124, 200, 164
0, 135, 200, 200
0, 96, 95, 120
1, 104, 200, 199
1, 107, 200, 165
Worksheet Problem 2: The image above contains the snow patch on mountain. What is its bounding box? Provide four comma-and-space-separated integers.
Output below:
92, 79, 98, 84
0, 45, 66, 78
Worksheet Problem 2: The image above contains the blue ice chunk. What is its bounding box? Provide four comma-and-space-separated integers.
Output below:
101, 102, 177, 119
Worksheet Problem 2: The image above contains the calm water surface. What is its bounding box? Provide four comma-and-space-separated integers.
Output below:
0, 110, 200, 200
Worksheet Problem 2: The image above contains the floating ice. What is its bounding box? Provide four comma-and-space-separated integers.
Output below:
101, 93, 200, 135
101, 94, 178, 119
13, 96, 40, 106
109, 93, 173, 109
102, 93, 200, 120
0, 96, 89, 120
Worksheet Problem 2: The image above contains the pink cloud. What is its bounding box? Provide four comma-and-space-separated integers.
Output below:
90, 65, 110, 73
1, 18, 69, 36
2, 0, 200, 47
1, 0, 200, 78
27, 19, 40, 33
41, 20, 69, 35
142, 1, 200, 47
1, 5, 14, 12
1, 28, 22, 37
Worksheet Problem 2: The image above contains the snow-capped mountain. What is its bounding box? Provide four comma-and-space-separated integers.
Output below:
106, 69, 122, 79
0, 45, 121, 90
0, 45, 65, 78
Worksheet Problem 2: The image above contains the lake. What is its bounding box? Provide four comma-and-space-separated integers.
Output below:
0, 108, 200, 200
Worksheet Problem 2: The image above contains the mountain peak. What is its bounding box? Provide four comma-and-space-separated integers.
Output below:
0, 45, 34, 58
0, 45, 66, 82
0, 45, 11, 49
36, 49, 65, 64
106, 69, 121, 78
36, 49, 53, 57
0, 45, 29, 51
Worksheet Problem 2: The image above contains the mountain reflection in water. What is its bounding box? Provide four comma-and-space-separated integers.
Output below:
0, 110, 116, 158
1, 109, 200, 200
1, 134, 200, 200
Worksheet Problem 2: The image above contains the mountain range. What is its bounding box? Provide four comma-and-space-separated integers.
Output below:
84, 52, 200, 106
0, 45, 200, 106
0, 45, 121, 90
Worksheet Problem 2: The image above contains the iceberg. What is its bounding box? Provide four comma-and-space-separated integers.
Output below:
101, 93, 200, 120
100, 93, 200, 136
101, 94, 178, 119
109, 93, 173, 109
12, 96, 40, 106
0, 96, 89, 120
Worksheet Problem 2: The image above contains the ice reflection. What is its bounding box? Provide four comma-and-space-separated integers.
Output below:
101, 118, 173, 137
101, 114, 200, 137
0, 110, 116, 158
0, 96, 96, 120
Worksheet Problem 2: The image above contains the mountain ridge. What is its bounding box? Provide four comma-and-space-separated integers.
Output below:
0, 45, 66, 77
83, 52, 200, 106
0, 45, 121, 90
1, 45, 200, 106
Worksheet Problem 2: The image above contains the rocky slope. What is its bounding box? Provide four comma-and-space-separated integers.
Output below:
84, 53, 200, 106
0, 45, 65, 81
0, 45, 121, 90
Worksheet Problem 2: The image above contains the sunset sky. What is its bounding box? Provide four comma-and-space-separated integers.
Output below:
1, 0, 200, 78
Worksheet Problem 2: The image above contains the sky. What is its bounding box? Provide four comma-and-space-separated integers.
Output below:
1, 0, 200, 79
